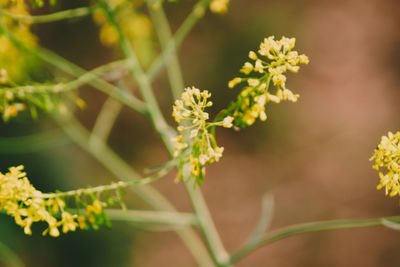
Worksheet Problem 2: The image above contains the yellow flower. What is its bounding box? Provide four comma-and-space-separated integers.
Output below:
227, 36, 308, 127
0, 166, 81, 237
172, 87, 233, 183
61, 212, 78, 234
371, 131, 400, 197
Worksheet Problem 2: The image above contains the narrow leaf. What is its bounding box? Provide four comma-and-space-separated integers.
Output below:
245, 193, 274, 246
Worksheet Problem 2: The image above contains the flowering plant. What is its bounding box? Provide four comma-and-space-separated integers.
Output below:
0, 0, 398, 266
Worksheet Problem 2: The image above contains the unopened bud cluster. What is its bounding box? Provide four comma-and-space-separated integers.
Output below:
172, 87, 233, 184
228, 36, 309, 127
0, 69, 86, 121
370, 131, 400, 197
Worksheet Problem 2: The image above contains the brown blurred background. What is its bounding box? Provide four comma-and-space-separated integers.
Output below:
1, 0, 400, 266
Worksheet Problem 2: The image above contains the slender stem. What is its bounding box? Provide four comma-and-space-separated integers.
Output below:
146, 0, 184, 100
40, 160, 175, 199
147, 0, 211, 80
185, 183, 230, 266
0, 130, 67, 154
94, 5, 216, 265
54, 115, 214, 267
90, 97, 123, 143
105, 209, 198, 227
90, 0, 211, 144
144, 1, 230, 265
1, 6, 95, 23
90, 80, 132, 146
228, 216, 400, 264
146, 1, 229, 265
6, 59, 126, 92
0, 242, 24, 267
97, 0, 175, 150
1, 24, 147, 114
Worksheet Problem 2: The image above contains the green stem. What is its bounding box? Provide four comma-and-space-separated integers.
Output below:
90, 80, 132, 146
145, 1, 229, 265
147, 0, 212, 80
0, 130, 67, 154
185, 183, 230, 266
90, 96, 123, 143
0, 242, 24, 267
105, 209, 198, 227
228, 216, 400, 264
1, 24, 147, 114
40, 160, 175, 199
1, 6, 95, 23
6, 59, 126, 92
97, 0, 175, 150
146, 0, 184, 100
54, 115, 214, 267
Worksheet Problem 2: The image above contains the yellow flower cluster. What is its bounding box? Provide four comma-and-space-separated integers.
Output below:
370, 131, 400, 197
228, 36, 309, 127
0, 166, 78, 237
172, 87, 233, 184
210, 0, 230, 14
0, 165, 113, 236
0, 0, 38, 82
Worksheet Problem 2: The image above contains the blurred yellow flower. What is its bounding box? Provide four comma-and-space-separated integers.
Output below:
371, 131, 400, 197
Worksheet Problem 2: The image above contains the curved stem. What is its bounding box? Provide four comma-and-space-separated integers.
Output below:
90, 97, 123, 143
228, 216, 400, 264
90, 80, 132, 146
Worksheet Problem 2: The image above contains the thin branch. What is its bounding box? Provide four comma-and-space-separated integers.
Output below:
40, 159, 176, 199
147, 0, 212, 80
0, 242, 24, 267
89, 0, 212, 145
97, 0, 175, 150
228, 216, 400, 264
90, 80, 132, 146
90, 97, 123, 144
185, 183, 230, 266
1, 6, 95, 24
0, 24, 147, 114
146, 0, 184, 100
53, 114, 214, 267
145, 1, 229, 265
105, 209, 198, 227
245, 194, 274, 246
0, 130, 67, 154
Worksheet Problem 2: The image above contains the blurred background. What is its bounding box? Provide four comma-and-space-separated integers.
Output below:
1, 0, 400, 266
